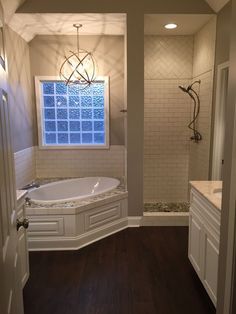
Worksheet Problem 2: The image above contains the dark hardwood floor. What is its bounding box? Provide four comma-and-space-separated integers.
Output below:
23, 227, 216, 314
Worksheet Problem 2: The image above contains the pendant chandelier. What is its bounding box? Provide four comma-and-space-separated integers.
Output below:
59, 24, 97, 88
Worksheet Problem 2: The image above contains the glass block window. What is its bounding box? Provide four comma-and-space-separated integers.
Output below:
36, 77, 109, 148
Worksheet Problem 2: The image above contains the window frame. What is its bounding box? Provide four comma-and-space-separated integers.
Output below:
35, 76, 110, 150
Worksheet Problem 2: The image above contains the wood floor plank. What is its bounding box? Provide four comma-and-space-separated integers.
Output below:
23, 227, 216, 314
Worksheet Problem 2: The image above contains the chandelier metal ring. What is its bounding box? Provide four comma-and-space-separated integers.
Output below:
59, 24, 97, 89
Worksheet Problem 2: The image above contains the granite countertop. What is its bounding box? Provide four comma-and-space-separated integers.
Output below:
16, 190, 27, 202
190, 181, 222, 210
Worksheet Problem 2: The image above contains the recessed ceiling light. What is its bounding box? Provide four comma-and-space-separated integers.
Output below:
164, 23, 177, 30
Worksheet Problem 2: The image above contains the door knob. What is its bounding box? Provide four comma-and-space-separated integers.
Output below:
16, 218, 29, 231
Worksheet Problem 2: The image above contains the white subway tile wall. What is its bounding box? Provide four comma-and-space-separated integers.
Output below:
144, 35, 194, 203
14, 147, 36, 189
144, 17, 216, 203
144, 79, 192, 202
193, 17, 217, 77
144, 36, 194, 79
14, 146, 125, 184
35, 146, 125, 178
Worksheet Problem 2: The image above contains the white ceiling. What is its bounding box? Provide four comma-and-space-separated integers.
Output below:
8, 13, 126, 41
204, 0, 230, 12
144, 14, 214, 35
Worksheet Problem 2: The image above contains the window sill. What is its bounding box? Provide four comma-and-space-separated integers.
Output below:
38, 144, 110, 150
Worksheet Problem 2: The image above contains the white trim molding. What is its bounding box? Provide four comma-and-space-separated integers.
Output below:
212, 61, 229, 180
128, 216, 142, 227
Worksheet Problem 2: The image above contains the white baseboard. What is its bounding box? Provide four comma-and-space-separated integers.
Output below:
28, 214, 189, 251
128, 216, 142, 227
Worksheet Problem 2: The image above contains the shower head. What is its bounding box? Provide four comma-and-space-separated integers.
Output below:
179, 85, 189, 93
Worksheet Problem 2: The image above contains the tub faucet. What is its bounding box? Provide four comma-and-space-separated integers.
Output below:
22, 181, 40, 190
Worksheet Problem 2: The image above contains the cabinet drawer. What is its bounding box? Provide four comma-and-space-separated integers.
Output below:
28, 216, 64, 236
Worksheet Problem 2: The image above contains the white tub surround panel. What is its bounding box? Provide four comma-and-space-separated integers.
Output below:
189, 180, 221, 306
26, 191, 128, 251
14, 146, 36, 189
36, 145, 125, 178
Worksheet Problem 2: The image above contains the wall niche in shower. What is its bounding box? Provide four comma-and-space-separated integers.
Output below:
143, 14, 217, 214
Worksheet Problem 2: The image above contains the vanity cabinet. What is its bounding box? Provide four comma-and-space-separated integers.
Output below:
189, 187, 221, 306
17, 193, 29, 287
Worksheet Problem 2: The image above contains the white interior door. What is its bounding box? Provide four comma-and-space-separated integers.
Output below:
0, 89, 24, 314
0, 3, 25, 314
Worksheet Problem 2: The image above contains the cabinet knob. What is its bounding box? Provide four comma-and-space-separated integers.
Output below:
16, 218, 29, 231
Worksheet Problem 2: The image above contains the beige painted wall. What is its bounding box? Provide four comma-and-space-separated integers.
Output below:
29, 35, 125, 145
5, 25, 35, 152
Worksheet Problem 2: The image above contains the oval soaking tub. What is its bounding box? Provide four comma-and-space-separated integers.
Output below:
28, 177, 120, 203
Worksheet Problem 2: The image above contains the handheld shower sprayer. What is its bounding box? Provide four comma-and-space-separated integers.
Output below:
178, 80, 202, 143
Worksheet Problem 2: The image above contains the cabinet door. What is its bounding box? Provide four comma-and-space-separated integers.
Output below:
188, 210, 203, 277
202, 226, 219, 306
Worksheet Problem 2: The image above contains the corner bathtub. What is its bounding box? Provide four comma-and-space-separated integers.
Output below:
28, 177, 120, 203
26, 176, 128, 251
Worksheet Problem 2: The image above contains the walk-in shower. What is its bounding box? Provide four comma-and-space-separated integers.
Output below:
179, 80, 202, 142
143, 14, 216, 216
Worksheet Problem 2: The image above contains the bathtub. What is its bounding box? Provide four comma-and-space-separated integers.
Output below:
26, 176, 128, 251
28, 177, 120, 203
